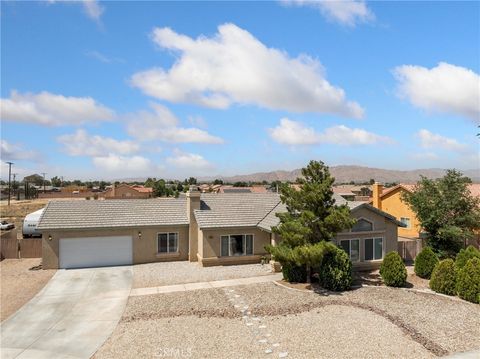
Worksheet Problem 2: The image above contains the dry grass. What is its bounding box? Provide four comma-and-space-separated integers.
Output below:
0, 258, 56, 321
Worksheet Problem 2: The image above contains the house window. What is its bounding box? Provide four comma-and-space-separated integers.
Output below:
400, 217, 411, 228
220, 235, 254, 256
340, 239, 360, 262
351, 218, 373, 232
157, 233, 178, 253
364, 237, 383, 260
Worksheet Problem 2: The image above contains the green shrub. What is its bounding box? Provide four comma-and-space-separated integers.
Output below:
455, 245, 480, 270
282, 262, 307, 283
414, 247, 439, 279
429, 259, 456, 295
380, 251, 407, 287
456, 257, 480, 304
319, 246, 352, 291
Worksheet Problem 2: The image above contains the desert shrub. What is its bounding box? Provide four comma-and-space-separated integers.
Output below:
414, 247, 439, 279
456, 257, 480, 304
429, 259, 456, 295
380, 251, 407, 287
319, 246, 352, 291
282, 262, 307, 283
455, 245, 480, 270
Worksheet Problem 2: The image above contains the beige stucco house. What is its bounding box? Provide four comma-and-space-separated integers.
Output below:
38, 189, 402, 270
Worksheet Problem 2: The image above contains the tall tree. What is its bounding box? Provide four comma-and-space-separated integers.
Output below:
267, 160, 354, 282
402, 170, 480, 257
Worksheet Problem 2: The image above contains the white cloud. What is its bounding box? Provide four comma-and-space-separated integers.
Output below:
47, 0, 104, 22
269, 118, 392, 145
394, 62, 480, 122
269, 118, 320, 145
126, 103, 224, 144
0, 90, 114, 126
0, 140, 38, 161
58, 129, 140, 157
82, 0, 104, 22
416, 129, 468, 152
188, 115, 208, 128
86, 50, 124, 64
92, 154, 151, 172
131, 24, 364, 118
282, 0, 374, 26
166, 149, 213, 170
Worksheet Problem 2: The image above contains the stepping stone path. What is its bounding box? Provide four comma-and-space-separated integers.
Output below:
223, 287, 288, 358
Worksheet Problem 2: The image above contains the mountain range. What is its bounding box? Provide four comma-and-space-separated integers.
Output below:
199, 165, 480, 184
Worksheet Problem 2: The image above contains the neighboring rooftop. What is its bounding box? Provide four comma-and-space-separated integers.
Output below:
37, 198, 188, 230
194, 193, 281, 229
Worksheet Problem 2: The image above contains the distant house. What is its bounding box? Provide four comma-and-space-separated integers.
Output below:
39, 189, 402, 270
104, 184, 153, 199
370, 182, 480, 240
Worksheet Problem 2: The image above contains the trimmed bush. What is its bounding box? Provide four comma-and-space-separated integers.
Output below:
380, 251, 407, 287
282, 262, 307, 283
414, 247, 439, 279
455, 245, 480, 270
429, 259, 456, 296
456, 257, 480, 304
319, 246, 352, 291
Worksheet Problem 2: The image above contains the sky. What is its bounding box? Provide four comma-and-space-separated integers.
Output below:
1, 0, 479, 181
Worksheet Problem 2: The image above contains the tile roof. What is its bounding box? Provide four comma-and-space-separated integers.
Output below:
37, 198, 188, 230
194, 193, 282, 229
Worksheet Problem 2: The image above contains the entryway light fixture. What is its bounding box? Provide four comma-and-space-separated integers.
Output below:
138, 231, 142, 239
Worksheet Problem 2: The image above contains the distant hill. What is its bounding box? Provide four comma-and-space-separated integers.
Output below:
202, 166, 480, 184
115, 165, 479, 184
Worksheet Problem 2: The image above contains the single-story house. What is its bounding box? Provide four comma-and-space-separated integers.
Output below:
38, 189, 403, 270
104, 184, 153, 199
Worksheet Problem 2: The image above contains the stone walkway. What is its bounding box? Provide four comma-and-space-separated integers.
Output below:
130, 273, 283, 296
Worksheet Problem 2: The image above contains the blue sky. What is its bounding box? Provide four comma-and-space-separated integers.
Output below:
1, 0, 479, 180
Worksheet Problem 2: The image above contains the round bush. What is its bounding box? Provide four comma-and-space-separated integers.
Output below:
282, 262, 307, 283
380, 251, 407, 287
455, 245, 480, 270
414, 247, 439, 279
429, 259, 456, 296
319, 247, 352, 291
456, 257, 480, 304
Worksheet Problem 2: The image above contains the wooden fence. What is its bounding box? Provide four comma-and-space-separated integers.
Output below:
1, 229, 42, 259
397, 239, 423, 262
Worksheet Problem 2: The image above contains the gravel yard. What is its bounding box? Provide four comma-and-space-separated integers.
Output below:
0, 258, 56, 321
95, 281, 480, 358
133, 261, 272, 288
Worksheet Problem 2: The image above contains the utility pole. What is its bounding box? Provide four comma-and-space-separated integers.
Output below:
6, 162, 13, 206
41, 172, 47, 193
12, 173, 17, 200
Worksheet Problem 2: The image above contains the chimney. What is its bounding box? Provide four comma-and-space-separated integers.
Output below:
186, 187, 201, 262
372, 182, 383, 210
111, 183, 116, 198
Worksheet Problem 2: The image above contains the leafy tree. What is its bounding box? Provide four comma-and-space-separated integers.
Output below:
233, 181, 249, 187
144, 178, 156, 188
266, 160, 355, 283
153, 179, 167, 197
51, 176, 62, 187
213, 179, 223, 185
186, 177, 197, 185
402, 170, 480, 257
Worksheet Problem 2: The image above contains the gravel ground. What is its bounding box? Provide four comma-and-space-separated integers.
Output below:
133, 261, 272, 288
95, 281, 479, 358
0, 258, 56, 321
239, 283, 480, 356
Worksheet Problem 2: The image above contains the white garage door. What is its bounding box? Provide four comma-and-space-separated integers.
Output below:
59, 236, 133, 269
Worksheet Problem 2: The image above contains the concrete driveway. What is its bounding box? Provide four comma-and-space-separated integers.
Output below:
0, 266, 132, 359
